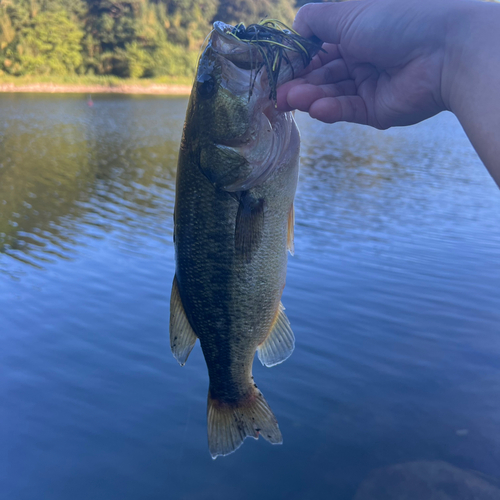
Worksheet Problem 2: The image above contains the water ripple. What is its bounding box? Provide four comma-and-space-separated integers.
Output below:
2, 96, 500, 500
0, 95, 182, 272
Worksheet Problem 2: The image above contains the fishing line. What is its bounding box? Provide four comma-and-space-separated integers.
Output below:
176, 366, 194, 480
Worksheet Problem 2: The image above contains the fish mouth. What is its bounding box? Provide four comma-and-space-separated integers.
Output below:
211, 20, 322, 93
212, 22, 263, 70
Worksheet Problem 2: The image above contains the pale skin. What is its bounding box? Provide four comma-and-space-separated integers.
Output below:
276, 0, 500, 187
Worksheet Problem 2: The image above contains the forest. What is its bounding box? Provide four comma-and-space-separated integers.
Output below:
0, 0, 315, 79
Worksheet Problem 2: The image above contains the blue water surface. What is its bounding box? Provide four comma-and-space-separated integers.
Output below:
1, 94, 499, 500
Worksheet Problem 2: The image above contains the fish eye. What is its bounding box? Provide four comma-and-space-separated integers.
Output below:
197, 74, 216, 98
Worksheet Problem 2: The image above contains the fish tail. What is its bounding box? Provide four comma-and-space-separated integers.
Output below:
207, 386, 282, 459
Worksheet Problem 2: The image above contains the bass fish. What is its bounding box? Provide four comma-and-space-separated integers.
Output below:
170, 20, 321, 458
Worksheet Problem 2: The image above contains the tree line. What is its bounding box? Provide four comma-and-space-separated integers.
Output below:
0, 0, 315, 78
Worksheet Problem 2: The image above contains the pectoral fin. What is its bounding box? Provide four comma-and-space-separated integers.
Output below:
257, 303, 295, 367
235, 192, 265, 264
170, 275, 197, 366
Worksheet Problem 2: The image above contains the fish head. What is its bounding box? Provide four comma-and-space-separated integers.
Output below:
187, 21, 322, 191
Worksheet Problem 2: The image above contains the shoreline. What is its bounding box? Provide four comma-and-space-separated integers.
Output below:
0, 83, 192, 95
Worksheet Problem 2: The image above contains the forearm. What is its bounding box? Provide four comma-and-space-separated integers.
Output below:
443, 1, 500, 186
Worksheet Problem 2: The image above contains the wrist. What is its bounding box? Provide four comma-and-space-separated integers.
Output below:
442, 1, 500, 114
441, 0, 500, 183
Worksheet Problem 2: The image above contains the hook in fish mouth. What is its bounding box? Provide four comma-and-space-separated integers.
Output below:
212, 19, 324, 104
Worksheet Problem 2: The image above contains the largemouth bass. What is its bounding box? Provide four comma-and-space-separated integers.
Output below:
170, 21, 321, 458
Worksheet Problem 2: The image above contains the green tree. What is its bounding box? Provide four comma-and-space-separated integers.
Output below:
162, 0, 218, 48
214, 0, 295, 27
83, 0, 144, 74
148, 40, 197, 77
0, 0, 302, 79
7, 10, 84, 74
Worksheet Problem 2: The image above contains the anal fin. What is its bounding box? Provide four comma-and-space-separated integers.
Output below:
257, 303, 295, 367
169, 275, 197, 366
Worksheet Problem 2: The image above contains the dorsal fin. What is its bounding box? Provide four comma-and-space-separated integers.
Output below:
257, 303, 295, 367
170, 275, 197, 366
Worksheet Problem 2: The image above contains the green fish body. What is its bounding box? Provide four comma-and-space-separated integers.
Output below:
170, 21, 319, 458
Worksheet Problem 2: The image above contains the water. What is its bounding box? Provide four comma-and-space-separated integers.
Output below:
1, 94, 499, 499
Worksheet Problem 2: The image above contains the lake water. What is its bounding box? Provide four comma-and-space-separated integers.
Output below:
1, 94, 500, 499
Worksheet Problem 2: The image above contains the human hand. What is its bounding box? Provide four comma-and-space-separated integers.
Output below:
277, 0, 465, 129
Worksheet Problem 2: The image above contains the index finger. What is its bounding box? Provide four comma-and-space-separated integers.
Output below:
293, 44, 342, 81
293, 2, 359, 44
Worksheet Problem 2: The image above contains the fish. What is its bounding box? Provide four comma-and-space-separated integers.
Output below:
170, 20, 321, 459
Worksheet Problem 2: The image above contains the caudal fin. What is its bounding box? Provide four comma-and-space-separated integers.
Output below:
207, 387, 282, 459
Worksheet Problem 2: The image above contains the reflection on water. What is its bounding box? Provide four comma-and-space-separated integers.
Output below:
0, 94, 183, 272
353, 461, 500, 499
1, 95, 500, 500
